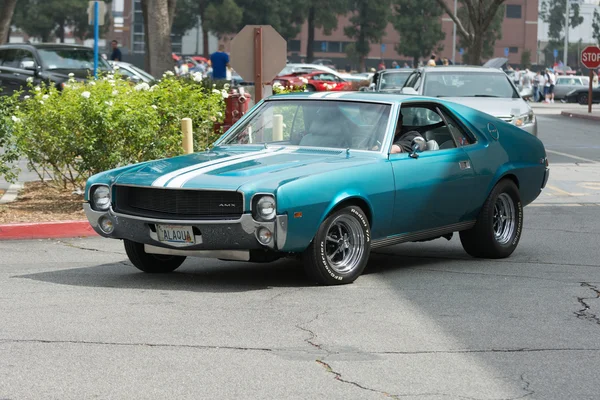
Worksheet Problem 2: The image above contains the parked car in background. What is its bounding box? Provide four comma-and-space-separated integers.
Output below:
0, 43, 111, 96
400, 66, 537, 136
278, 63, 364, 82
274, 70, 351, 92
563, 86, 600, 105
84, 92, 549, 285
109, 61, 155, 84
312, 58, 336, 69
364, 69, 413, 92
553, 75, 590, 100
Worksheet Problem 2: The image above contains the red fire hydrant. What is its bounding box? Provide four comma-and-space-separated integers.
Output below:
214, 89, 252, 134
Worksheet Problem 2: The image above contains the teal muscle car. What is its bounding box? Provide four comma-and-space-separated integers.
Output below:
84, 92, 549, 285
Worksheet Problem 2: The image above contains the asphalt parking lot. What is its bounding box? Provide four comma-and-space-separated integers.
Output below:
1, 114, 599, 399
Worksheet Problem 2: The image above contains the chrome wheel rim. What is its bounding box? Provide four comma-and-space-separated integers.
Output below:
493, 193, 516, 245
325, 215, 365, 274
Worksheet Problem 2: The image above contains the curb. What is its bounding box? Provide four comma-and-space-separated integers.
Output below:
560, 111, 600, 122
0, 220, 98, 240
0, 183, 24, 205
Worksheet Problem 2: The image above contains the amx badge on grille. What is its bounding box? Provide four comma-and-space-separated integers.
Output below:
219, 203, 236, 207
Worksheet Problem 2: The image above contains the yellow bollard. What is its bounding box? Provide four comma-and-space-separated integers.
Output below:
181, 118, 193, 154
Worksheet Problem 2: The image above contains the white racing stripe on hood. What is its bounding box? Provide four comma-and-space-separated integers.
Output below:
166, 148, 296, 188
152, 150, 270, 187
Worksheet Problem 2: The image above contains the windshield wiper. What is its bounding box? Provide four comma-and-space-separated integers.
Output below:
468, 94, 501, 98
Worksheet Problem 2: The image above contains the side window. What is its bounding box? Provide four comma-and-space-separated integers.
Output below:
404, 72, 418, 88
0, 49, 7, 66
0, 49, 18, 68
15, 50, 35, 69
400, 105, 456, 150
414, 73, 422, 90
438, 108, 475, 147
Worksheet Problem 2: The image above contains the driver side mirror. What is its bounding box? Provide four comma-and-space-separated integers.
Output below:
21, 61, 39, 75
409, 137, 427, 159
400, 87, 418, 95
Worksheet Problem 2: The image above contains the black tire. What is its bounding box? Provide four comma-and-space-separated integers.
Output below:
460, 179, 523, 259
124, 240, 186, 273
306, 84, 316, 92
302, 206, 371, 285
577, 93, 588, 105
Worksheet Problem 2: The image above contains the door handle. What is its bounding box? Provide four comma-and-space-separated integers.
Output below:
459, 160, 471, 170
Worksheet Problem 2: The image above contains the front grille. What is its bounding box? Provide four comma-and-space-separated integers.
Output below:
113, 185, 243, 220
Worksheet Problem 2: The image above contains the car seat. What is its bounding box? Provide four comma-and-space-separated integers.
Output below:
426, 140, 440, 151
299, 111, 349, 148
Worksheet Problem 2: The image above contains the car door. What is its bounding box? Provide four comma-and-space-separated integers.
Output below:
554, 77, 574, 99
389, 103, 477, 235
0, 48, 38, 95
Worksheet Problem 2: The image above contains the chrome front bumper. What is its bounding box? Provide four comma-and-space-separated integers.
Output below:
83, 203, 288, 252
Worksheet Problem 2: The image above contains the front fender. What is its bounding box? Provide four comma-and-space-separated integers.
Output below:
275, 162, 394, 253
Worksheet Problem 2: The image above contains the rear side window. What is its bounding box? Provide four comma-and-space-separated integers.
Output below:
0, 49, 35, 69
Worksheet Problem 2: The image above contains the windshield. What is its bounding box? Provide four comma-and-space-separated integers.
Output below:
38, 48, 111, 70
127, 64, 155, 81
378, 72, 410, 90
423, 71, 520, 98
220, 100, 391, 151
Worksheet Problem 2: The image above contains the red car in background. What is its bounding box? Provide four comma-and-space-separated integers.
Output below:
274, 71, 351, 92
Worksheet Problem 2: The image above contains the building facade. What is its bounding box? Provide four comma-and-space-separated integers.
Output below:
272, 0, 539, 68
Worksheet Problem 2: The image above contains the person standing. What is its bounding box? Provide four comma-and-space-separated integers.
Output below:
110, 40, 122, 61
547, 68, 556, 103
210, 44, 230, 80
532, 71, 541, 103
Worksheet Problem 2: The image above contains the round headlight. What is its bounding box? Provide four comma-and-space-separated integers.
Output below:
256, 196, 276, 220
92, 185, 111, 211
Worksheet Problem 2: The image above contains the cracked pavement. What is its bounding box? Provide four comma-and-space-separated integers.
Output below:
1, 205, 600, 399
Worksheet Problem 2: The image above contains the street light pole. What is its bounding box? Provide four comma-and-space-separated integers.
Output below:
452, 0, 457, 63
564, 0, 569, 67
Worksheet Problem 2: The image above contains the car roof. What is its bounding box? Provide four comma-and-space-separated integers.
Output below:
419, 65, 505, 73
0, 43, 93, 50
378, 69, 414, 73
267, 91, 434, 104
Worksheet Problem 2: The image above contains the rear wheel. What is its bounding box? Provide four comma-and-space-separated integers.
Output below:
302, 206, 371, 285
124, 240, 186, 273
460, 180, 523, 259
577, 93, 589, 105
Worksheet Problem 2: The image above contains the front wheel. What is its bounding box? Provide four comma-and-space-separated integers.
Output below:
124, 240, 186, 273
302, 206, 371, 285
460, 179, 523, 259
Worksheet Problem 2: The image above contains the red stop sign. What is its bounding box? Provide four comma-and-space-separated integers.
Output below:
581, 46, 600, 69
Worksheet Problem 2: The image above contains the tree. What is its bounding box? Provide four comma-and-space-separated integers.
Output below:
344, 0, 392, 72
303, 0, 348, 63
236, 0, 304, 41
204, 0, 243, 39
457, 2, 504, 62
434, 0, 505, 64
593, 8, 600, 47
540, 0, 584, 44
141, 0, 177, 77
390, 0, 445, 68
12, 0, 106, 42
0, 0, 18, 43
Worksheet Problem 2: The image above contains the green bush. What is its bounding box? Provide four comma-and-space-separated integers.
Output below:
0, 71, 227, 190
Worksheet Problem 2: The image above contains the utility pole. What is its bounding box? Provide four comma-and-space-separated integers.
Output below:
564, 0, 569, 67
451, 0, 457, 63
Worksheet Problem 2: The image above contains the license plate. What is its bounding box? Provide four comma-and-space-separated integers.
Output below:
156, 224, 196, 244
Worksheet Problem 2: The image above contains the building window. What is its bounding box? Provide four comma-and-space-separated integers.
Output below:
327, 42, 343, 53
288, 40, 301, 52
509, 47, 519, 53
313, 40, 326, 52
506, 5, 522, 19
341, 42, 353, 52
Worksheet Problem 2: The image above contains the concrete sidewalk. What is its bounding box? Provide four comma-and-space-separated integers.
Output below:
531, 102, 600, 121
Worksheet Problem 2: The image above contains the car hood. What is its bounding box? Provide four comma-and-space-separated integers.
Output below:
113, 146, 378, 192
443, 97, 531, 118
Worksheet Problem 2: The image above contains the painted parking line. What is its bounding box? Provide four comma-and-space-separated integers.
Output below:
546, 149, 599, 164
545, 184, 587, 197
